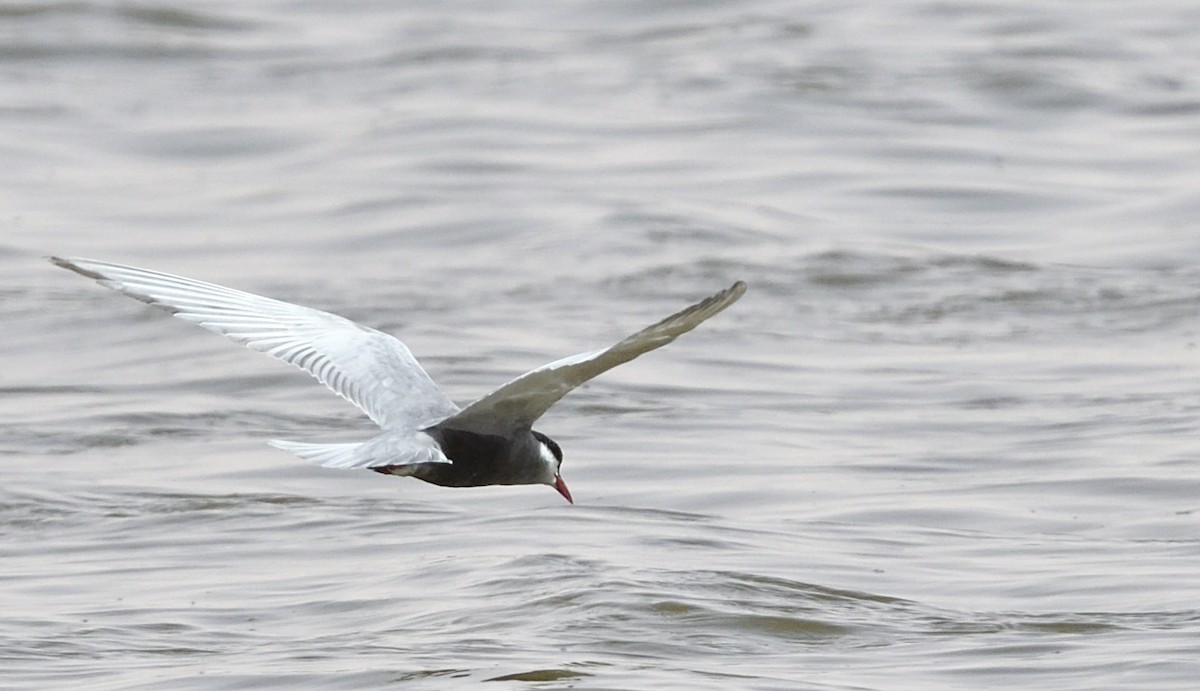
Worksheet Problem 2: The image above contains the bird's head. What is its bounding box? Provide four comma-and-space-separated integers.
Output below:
532, 430, 571, 504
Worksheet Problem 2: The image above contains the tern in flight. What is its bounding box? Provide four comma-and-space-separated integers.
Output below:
52, 256, 746, 503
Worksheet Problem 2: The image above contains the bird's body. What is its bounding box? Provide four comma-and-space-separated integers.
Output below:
51, 256, 745, 503
373, 428, 558, 487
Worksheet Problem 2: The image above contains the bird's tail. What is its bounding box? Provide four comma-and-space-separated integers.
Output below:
268, 439, 369, 469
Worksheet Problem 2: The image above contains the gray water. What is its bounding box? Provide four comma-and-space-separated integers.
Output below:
4, 1, 1200, 689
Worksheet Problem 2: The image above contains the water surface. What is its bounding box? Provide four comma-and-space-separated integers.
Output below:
4, 1, 1200, 688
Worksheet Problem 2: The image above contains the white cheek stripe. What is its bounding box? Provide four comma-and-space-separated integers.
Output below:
538, 442, 559, 469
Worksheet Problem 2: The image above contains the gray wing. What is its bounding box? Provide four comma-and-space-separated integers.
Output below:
51, 257, 460, 430
439, 281, 746, 435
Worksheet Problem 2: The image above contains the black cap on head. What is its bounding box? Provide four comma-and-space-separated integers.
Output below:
531, 430, 562, 462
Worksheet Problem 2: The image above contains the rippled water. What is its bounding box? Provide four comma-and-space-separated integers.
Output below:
4, 1, 1200, 689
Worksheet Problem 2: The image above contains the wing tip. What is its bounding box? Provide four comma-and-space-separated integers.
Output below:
49, 255, 104, 281
702, 279, 747, 314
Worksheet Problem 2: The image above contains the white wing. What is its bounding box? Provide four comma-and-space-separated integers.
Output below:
51, 257, 459, 431
439, 281, 747, 435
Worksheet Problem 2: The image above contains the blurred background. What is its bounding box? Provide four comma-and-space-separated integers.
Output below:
3, 1, 1200, 689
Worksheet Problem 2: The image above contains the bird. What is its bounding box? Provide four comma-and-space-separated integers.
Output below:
50, 256, 746, 503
